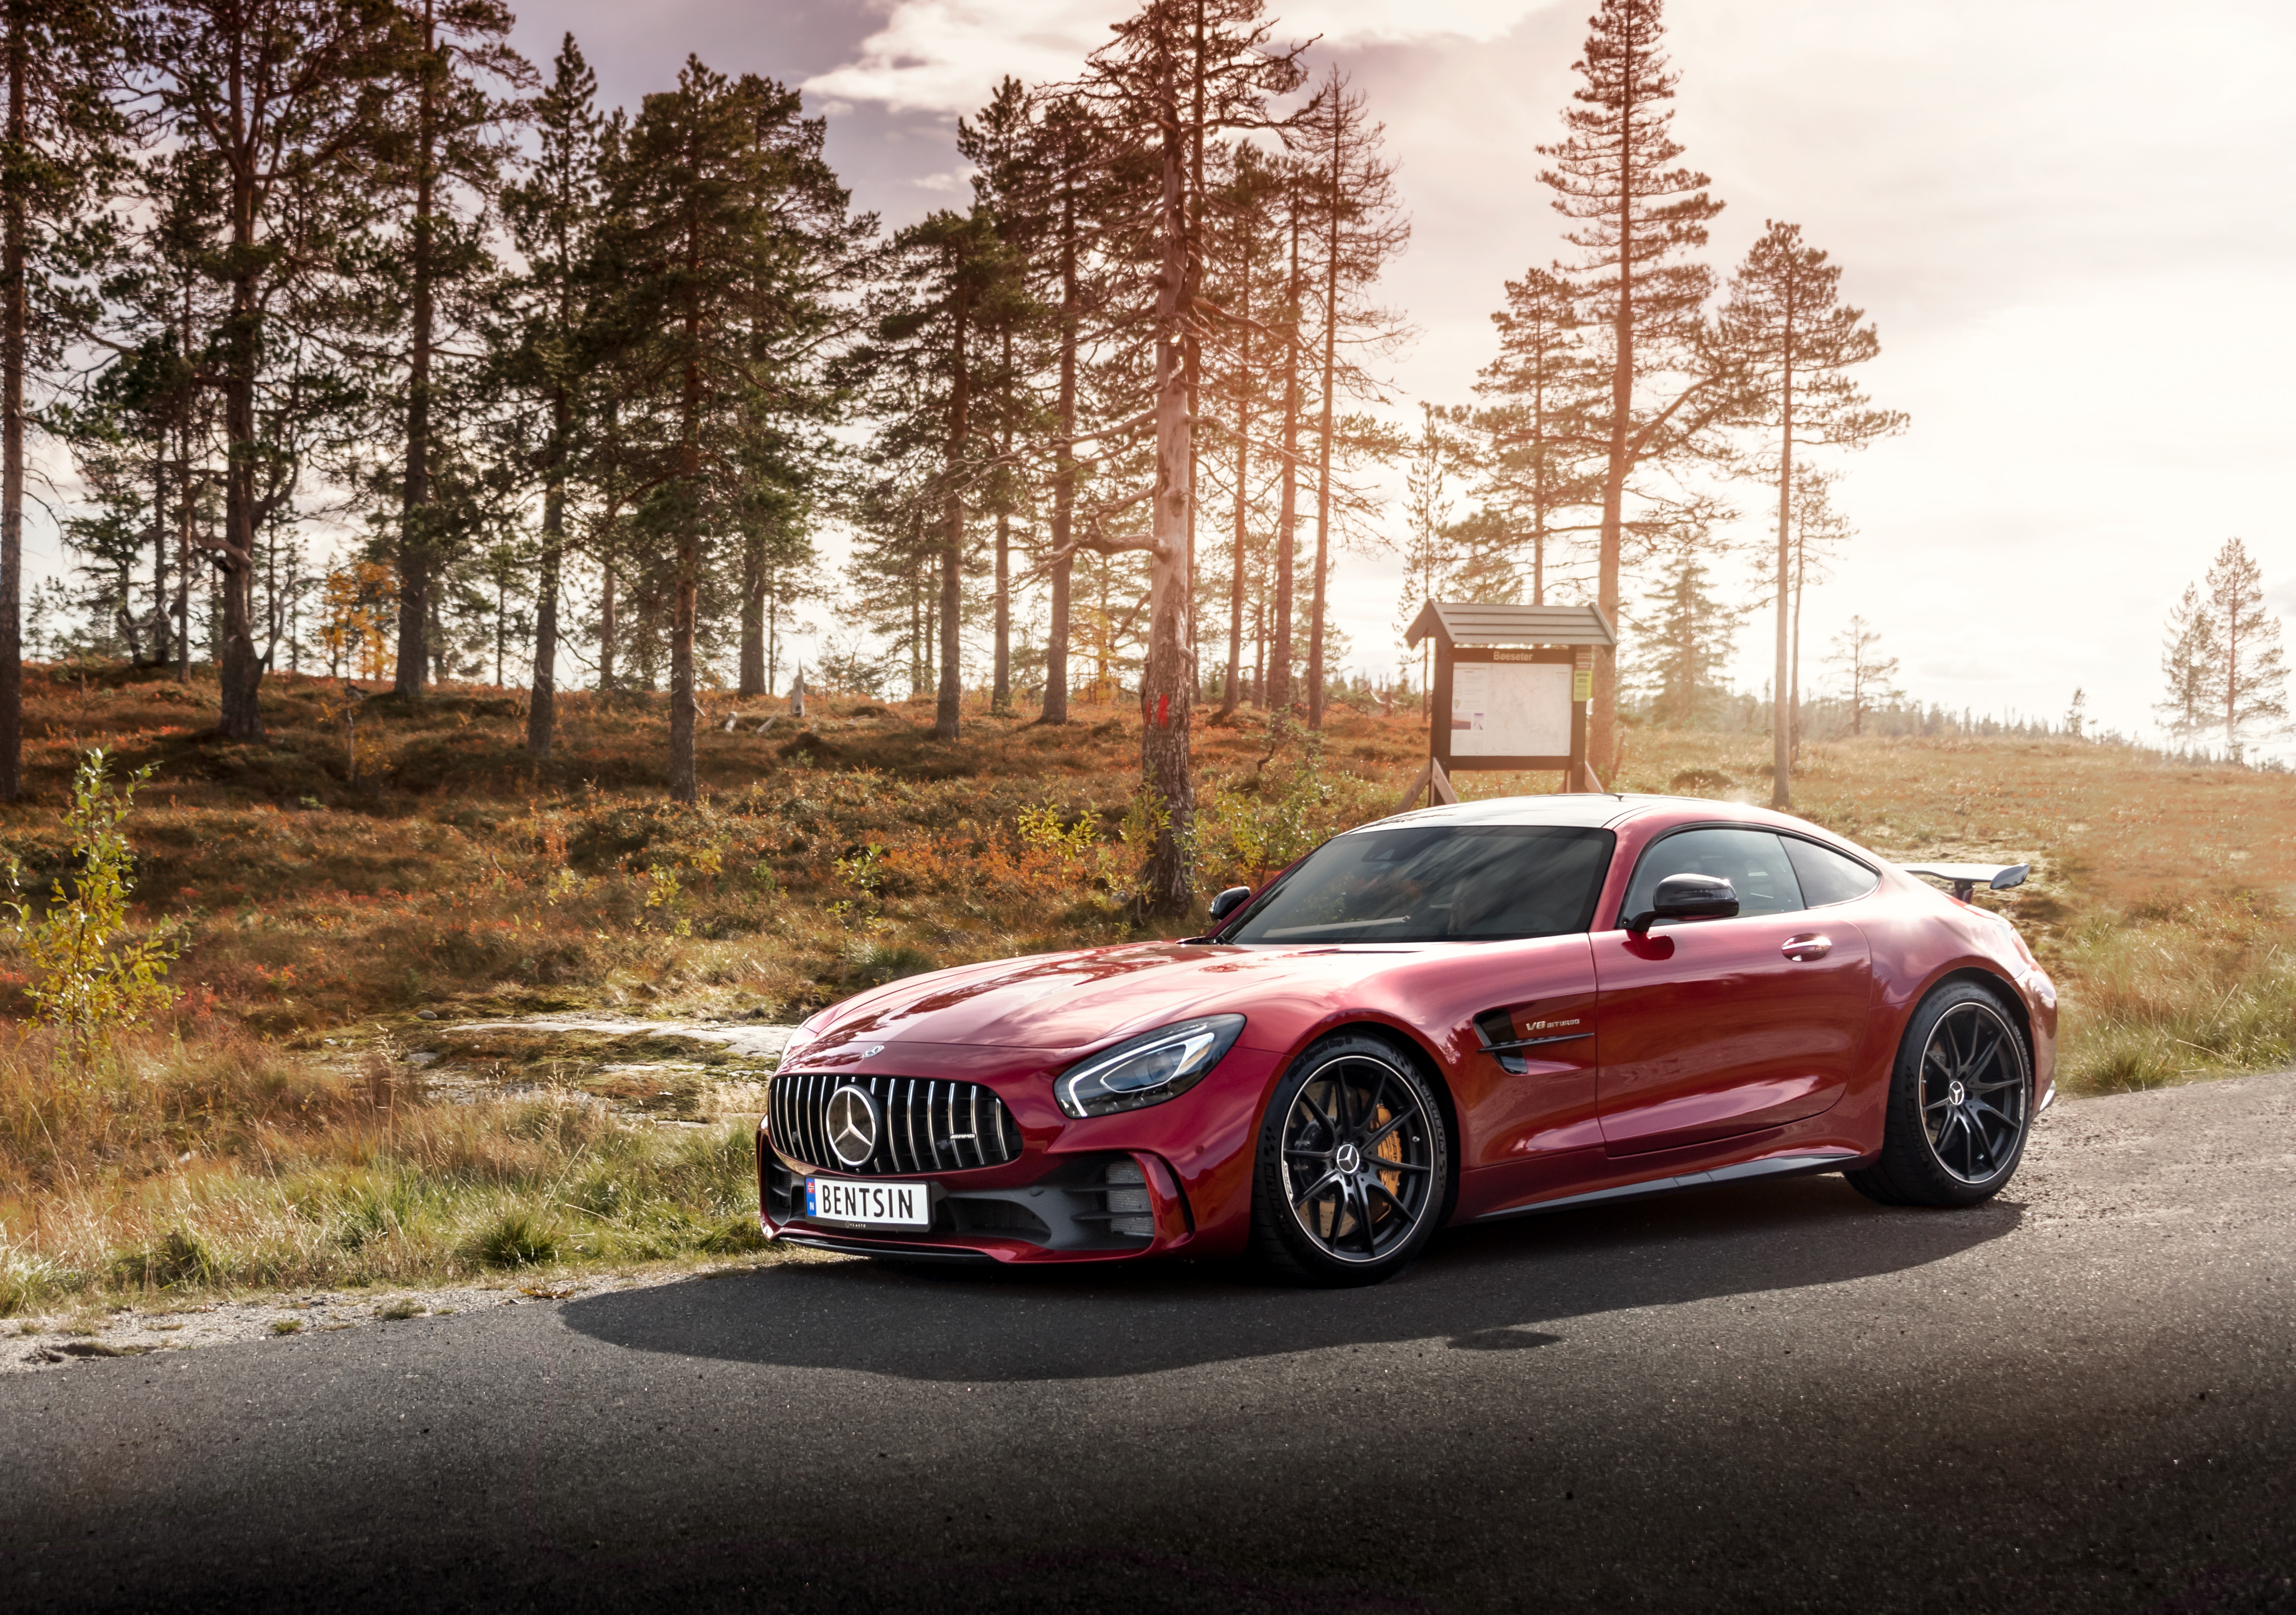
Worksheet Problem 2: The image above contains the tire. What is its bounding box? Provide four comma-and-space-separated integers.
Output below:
1847, 981, 2033, 1208
1250, 1031, 1450, 1286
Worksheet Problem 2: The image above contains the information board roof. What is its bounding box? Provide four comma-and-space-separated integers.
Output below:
1403, 601, 1616, 649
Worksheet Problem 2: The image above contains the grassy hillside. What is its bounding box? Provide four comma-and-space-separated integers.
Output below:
2, 661, 2291, 1314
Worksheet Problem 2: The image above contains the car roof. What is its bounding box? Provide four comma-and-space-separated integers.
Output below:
1362, 793, 1811, 836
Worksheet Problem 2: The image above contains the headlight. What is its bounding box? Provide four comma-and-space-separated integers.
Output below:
1057, 1015, 1245, 1119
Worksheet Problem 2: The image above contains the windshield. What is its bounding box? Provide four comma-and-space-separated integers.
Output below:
1227, 825, 1615, 945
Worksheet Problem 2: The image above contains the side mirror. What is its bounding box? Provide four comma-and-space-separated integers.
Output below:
1626, 873, 1739, 934
1207, 885, 1253, 924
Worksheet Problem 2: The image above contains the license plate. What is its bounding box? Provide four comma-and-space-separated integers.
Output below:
805, 1178, 929, 1228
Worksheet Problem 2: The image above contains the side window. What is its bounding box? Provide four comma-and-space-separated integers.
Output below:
1783, 837, 1881, 907
1621, 828, 1805, 923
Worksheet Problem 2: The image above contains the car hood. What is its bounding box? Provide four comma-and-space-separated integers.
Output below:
790, 941, 1431, 1060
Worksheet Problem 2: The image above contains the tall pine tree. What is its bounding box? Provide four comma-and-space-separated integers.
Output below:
3, 0, 124, 793
1718, 219, 1903, 806
1538, 0, 1731, 779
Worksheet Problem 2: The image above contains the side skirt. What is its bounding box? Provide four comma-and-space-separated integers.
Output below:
1473, 1149, 1863, 1223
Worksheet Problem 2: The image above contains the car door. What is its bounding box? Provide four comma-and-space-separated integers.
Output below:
1592, 826, 1872, 1158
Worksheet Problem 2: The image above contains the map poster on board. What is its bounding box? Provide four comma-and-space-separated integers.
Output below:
1450, 657, 1571, 758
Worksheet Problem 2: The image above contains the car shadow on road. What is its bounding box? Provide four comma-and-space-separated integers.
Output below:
561, 1173, 2023, 1382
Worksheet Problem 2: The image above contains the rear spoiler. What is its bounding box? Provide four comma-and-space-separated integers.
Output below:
1898, 862, 2029, 902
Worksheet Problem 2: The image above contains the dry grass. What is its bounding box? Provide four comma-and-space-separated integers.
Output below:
0, 1026, 779, 1316
0, 667, 1408, 1034
0, 664, 2292, 1312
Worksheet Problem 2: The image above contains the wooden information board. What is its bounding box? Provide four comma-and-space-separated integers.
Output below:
1433, 646, 1587, 774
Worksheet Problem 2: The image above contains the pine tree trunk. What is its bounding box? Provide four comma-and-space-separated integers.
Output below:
175, 287, 192, 682
1306, 107, 1341, 733
1041, 166, 1079, 726
1591, 49, 1636, 783
216, 42, 265, 744
738, 524, 765, 697
150, 438, 170, 666
394, 0, 439, 700
1270, 202, 1301, 713
1771, 345, 1794, 808
526, 467, 562, 755
1221, 249, 1249, 718
1790, 534, 1805, 763
0, 13, 25, 797
1138, 40, 1196, 914
669, 313, 701, 801
936, 261, 969, 743
597, 561, 616, 692
992, 328, 1012, 712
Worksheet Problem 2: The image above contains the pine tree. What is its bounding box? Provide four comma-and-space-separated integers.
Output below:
1396, 404, 1466, 712
499, 33, 600, 757
1201, 139, 1283, 718
141, 0, 398, 742
1625, 514, 1740, 728
1077, 0, 1305, 911
1538, 0, 1732, 778
1718, 219, 1904, 806
3, 0, 125, 792
2156, 582, 2217, 741
957, 78, 1052, 717
1747, 463, 1853, 762
2201, 537, 2289, 759
1471, 266, 1601, 605
849, 206, 1009, 742
727, 75, 869, 706
594, 59, 830, 799
1297, 65, 1408, 732
1030, 94, 1114, 726
1826, 615, 1902, 736
371, 0, 527, 699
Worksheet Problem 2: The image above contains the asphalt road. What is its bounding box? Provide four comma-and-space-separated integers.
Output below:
5, 1073, 2293, 1615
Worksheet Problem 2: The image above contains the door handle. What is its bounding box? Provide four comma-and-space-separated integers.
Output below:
1782, 934, 1832, 962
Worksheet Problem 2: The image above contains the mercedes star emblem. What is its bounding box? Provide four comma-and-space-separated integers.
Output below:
825, 1084, 880, 1168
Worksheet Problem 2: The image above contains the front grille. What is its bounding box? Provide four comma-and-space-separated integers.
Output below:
769, 1071, 1022, 1175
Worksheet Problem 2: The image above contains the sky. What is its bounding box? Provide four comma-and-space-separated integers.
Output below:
45, 0, 2296, 747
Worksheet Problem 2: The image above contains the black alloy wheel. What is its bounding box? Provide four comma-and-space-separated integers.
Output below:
1848, 981, 2033, 1209
1920, 998, 2030, 1183
1251, 1031, 1448, 1285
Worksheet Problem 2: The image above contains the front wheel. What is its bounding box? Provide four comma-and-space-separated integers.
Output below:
1250, 1032, 1449, 1286
1848, 982, 2033, 1208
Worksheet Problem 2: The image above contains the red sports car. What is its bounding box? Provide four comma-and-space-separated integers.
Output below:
758, 793, 2056, 1285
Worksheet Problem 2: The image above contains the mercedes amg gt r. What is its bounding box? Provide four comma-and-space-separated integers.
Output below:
758, 793, 2056, 1285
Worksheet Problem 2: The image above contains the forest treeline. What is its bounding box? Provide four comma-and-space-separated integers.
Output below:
4, 0, 1915, 909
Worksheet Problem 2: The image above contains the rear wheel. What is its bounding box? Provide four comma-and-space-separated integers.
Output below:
1848, 982, 2032, 1208
1251, 1032, 1448, 1286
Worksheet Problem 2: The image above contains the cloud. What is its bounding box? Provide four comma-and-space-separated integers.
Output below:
803, 0, 1548, 114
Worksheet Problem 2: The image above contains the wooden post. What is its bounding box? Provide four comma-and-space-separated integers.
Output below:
1393, 757, 1459, 816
